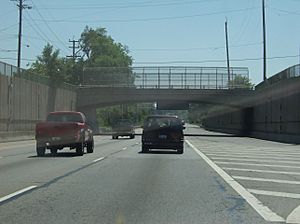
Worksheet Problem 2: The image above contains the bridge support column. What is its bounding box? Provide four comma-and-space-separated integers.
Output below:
78, 107, 99, 134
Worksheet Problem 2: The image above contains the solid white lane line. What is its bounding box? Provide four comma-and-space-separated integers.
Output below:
248, 189, 300, 199
216, 161, 300, 170
211, 157, 300, 164
0, 186, 37, 203
209, 154, 300, 161
223, 167, 300, 175
287, 205, 300, 223
185, 140, 284, 222
92, 157, 105, 163
232, 176, 300, 185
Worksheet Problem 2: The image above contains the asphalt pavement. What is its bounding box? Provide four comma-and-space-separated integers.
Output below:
0, 125, 299, 223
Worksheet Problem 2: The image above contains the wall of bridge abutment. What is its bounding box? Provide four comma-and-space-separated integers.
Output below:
202, 76, 300, 144
0, 74, 77, 142
77, 106, 99, 134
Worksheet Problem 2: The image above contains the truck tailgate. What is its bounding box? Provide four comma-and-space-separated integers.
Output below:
36, 122, 80, 139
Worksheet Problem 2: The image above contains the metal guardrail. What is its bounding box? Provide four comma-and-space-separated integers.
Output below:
256, 64, 300, 89
83, 66, 250, 90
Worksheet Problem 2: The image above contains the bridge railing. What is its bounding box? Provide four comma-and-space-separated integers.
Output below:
82, 66, 250, 90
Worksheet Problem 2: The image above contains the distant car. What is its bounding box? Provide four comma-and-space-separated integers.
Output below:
142, 115, 185, 154
112, 119, 135, 139
35, 111, 94, 156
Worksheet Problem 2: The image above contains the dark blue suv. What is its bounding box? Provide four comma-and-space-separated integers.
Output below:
142, 115, 185, 154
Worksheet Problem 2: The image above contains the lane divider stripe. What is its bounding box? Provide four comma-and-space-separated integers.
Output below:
211, 157, 300, 164
0, 185, 37, 204
248, 189, 300, 199
215, 161, 300, 169
232, 176, 300, 185
92, 157, 105, 163
222, 167, 300, 175
208, 154, 300, 161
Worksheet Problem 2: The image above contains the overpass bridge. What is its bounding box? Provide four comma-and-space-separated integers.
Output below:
77, 66, 253, 131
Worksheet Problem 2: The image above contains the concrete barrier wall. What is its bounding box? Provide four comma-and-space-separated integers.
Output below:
203, 77, 300, 143
0, 74, 76, 141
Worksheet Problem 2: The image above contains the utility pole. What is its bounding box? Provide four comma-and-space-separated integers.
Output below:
262, 0, 267, 81
67, 38, 81, 83
11, 0, 31, 71
225, 19, 231, 86
67, 39, 80, 61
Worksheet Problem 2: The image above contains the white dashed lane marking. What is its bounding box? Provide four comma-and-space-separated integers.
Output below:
248, 189, 300, 199
222, 167, 300, 176
0, 186, 37, 204
215, 161, 300, 170
202, 149, 300, 155
232, 176, 300, 185
206, 152, 300, 158
210, 154, 300, 162
92, 157, 105, 163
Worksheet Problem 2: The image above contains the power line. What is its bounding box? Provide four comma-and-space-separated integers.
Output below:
133, 55, 300, 65
22, 34, 65, 44
269, 7, 300, 16
24, 11, 68, 55
0, 24, 19, 32
30, 7, 259, 23
37, 0, 218, 10
0, 57, 35, 61
0, 48, 17, 52
1, 55, 298, 65
24, 12, 52, 43
130, 42, 262, 52
29, 0, 68, 52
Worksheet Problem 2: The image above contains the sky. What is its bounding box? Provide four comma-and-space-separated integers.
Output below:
0, 0, 299, 84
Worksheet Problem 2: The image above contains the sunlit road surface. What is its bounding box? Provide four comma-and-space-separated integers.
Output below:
0, 125, 299, 223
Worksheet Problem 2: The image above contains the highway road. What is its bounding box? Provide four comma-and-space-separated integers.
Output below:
0, 125, 300, 223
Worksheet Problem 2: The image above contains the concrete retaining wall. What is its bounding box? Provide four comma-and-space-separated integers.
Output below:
203, 77, 300, 143
0, 75, 77, 142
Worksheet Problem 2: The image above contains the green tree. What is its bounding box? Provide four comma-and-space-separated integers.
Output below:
228, 75, 254, 89
80, 26, 134, 85
29, 43, 65, 86
80, 26, 132, 67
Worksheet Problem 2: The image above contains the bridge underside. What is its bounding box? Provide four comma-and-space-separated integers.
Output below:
76, 87, 254, 133
77, 87, 254, 109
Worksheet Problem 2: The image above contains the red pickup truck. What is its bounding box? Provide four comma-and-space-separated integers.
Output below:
35, 111, 94, 156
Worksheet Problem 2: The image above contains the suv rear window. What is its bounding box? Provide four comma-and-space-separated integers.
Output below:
144, 117, 181, 129
47, 114, 83, 123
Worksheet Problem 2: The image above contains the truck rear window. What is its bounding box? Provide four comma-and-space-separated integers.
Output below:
47, 114, 83, 123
